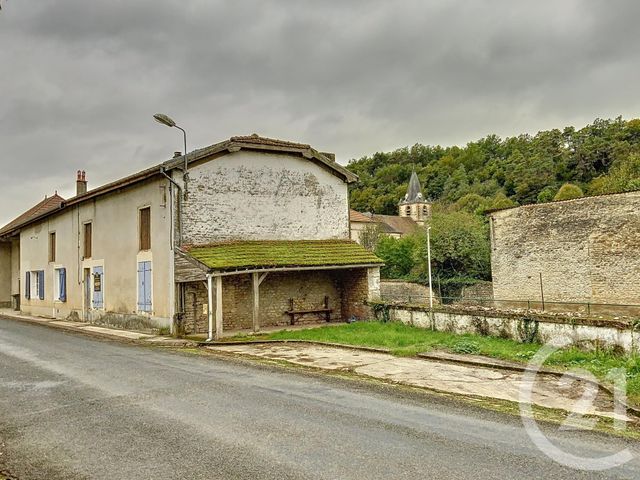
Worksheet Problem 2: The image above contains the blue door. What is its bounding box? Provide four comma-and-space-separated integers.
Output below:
137, 261, 152, 312
92, 266, 104, 309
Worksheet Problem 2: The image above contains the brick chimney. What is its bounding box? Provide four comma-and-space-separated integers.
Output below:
76, 170, 87, 196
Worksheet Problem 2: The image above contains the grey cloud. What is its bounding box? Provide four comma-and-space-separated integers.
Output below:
1, 0, 639, 225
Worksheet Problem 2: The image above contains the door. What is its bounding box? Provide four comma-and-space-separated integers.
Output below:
137, 261, 152, 312
92, 266, 104, 309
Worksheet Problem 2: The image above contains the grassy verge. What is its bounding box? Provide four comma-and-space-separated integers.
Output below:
229, 321, 640, 405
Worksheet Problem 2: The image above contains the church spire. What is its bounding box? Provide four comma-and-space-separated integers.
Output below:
401, 170, 424, 204
398, 170, 430, 225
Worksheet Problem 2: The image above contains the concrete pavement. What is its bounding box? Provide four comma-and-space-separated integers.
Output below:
1, 317, 639, 479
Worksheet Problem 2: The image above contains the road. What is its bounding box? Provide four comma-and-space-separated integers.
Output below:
0, 317, 638, 480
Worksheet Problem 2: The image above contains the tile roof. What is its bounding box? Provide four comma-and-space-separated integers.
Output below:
371, 214, 419, 235
229, 134, 311, 150
349, 209, 374, 223
182, 240, 383, 272
0, 194, 65, 237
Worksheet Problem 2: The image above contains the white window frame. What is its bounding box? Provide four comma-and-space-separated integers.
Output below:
30, 271, 40, 300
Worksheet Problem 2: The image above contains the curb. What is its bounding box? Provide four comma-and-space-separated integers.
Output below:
0, 312, 195, 348
199, 339, 392, 354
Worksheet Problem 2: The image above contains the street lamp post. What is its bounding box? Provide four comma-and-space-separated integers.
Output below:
153, 113, 188, 197
427, 226, 433, 310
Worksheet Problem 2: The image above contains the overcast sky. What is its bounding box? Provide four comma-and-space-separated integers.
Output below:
1, 0, 639, 225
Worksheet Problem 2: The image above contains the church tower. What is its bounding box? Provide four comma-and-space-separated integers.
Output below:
398, 171, 431, 226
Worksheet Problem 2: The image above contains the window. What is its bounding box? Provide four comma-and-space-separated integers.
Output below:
49, 232, 56, 263
54, 268, 67, 302
405, 206, 411, 215
26, 271, 44, 300
84, 223, 92, 259
139, 207, 151, 251
137, 261, 152, 312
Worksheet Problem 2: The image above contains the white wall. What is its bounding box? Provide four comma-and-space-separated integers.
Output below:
182, 150, 350, 244
19, 178, 172, 327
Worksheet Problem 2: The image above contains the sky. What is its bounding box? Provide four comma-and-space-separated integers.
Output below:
1, 0, 639, 225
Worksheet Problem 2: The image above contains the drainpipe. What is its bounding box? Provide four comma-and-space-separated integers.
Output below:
160, 167, 183, 246
206, 273, 214, 342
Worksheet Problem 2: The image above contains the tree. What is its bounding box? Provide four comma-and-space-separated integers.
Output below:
553, 183, 584, 201
413, 212, 491, 296
374, 235, 419, 279
536, 186, 557, 203
359, 224, 385, 252
588, 154, 640, 195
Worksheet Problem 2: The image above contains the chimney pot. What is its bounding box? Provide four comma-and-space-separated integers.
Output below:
76, 170, 88, 196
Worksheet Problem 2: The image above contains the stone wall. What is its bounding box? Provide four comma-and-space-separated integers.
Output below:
490, 191, 640, 305
460, 281, 494, 301
385, 304, 640, 353
182, 150, 350, 245
182, 268, 382, 334
380, 280, 437, 304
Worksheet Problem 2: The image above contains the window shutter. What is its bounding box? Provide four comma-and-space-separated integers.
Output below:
139, 207, 151, 251
38, 271, 45, 300
25, 272, 31, 299
59, 268, 67, 302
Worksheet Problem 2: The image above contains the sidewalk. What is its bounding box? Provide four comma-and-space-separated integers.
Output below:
208, 342, 633, 422
0, 309, 194, 347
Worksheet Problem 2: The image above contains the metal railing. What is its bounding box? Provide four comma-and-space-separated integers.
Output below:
378, 294, 640, 318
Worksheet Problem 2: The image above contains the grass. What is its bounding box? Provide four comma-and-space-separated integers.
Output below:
233, 321, 640, 405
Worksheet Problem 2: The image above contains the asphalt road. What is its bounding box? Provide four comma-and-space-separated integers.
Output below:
0, 317, 638, 480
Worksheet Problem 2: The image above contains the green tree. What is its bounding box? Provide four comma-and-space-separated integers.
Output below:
588, 154, 640, 194
553, 183, 584, 201
375, 235, 419, 279
413, 212, 491, 296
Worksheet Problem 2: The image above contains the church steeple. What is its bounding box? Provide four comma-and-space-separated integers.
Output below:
398, 170, 431, 225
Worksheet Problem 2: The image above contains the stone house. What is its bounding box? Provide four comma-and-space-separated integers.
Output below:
350, 171, 427, 245
488, 190, 640, 306
0, 135, 383, 338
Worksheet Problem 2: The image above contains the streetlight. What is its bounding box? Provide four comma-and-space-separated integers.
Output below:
153, 113, 188, 197
426, 226, 433, 310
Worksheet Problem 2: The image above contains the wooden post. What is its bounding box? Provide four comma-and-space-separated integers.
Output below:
215, 275, 223, 340
252, 272, 260, 333
207, 274, 214, 341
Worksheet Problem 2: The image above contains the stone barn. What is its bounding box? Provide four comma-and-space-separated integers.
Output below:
488, 190, 640, 308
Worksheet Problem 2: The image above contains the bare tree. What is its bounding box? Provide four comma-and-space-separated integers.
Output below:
359, 223, 385, 251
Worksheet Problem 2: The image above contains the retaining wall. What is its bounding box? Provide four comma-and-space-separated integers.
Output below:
384, 304, 640, 353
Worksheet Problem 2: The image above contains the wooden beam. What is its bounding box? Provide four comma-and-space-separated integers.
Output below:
215, 275, 223, 340
258, 272, 268, 286
252, 272, 260, 333
207, 274, 213, 341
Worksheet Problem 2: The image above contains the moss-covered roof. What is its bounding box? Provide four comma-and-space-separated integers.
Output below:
183, 240, 383, 272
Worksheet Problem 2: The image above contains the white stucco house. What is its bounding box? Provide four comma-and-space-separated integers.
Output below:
0, 135, 382, 338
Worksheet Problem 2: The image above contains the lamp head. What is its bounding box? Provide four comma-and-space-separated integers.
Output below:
153, 113, 177, 128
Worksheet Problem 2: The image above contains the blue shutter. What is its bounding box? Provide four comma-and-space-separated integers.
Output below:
59, 268, 67, 302
38, 270, 45, 300
25, 272, 31, 300
137, 261, 152, 312
144, 262, 152, 312
137, 263, 144, 311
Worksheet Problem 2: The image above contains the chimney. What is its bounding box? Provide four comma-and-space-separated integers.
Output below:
173, 151, 182, 158
76, 170, 87, 196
